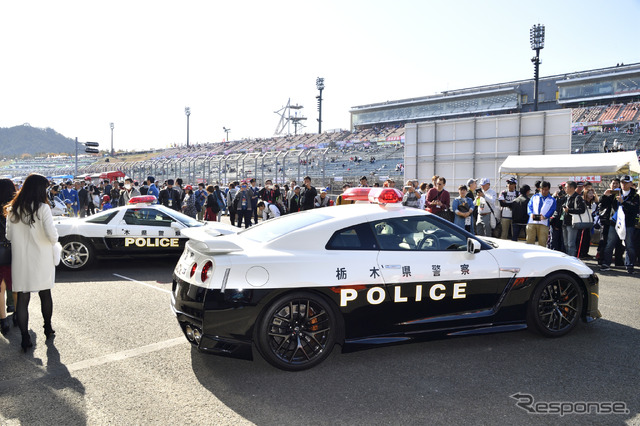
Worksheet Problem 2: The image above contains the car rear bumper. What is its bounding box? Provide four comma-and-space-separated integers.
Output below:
171, 274, 271, 360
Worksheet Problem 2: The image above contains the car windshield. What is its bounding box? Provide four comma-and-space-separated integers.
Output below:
240, 212, 332, 243
85, 209, 119, 224
156, 206, 204, 227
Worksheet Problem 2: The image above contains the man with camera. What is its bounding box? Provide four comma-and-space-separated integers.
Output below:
526, 181, 556, 247
596, 178, 623, 266
401, 180, 420, 208
600, 175, 639, 274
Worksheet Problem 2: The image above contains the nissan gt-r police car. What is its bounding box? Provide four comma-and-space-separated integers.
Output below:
54, 196, 235, 271
171, 187, 600, 371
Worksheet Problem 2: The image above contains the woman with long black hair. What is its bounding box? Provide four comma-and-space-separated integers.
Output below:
5, 174, 59, 351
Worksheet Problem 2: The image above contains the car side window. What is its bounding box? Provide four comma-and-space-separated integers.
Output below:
140, 208, 175, 227
326, 223, 377, 250
123, 208, 174, 227
371, 216, 468, 251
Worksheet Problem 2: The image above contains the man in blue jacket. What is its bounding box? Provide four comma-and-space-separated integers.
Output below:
61, 181, 79, 216
526, 181, 556, 247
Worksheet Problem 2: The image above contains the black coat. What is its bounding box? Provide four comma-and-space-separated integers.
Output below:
158, 187, 182, 211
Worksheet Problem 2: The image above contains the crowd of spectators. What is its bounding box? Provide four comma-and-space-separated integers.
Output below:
398, 174, 640, 275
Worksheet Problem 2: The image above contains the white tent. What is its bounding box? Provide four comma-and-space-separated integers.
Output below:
499, 151, 640, 177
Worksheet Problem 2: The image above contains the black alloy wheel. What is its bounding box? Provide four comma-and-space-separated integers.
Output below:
256, 292, 337, 371
527, 274, 583, 337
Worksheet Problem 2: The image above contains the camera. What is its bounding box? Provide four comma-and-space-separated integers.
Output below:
533, 214, 542, 221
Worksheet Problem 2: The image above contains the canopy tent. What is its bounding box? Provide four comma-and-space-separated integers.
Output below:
99, 170, 125, 180
499, 151, 640, 177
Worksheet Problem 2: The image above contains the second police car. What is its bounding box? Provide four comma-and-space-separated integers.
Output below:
171, 187, 601, 371
54, 196, 235, 271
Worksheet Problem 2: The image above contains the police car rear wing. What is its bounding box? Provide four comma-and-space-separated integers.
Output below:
181, 227, 243, 254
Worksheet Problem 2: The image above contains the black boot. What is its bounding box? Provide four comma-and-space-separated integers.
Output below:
44, 323, 55, 339
12, 313, 17, 327
21, 333, 33, 352
0, 318, 9, 336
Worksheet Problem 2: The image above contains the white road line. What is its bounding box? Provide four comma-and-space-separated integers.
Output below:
113, 273, 172, 294
65, 337, 186, 373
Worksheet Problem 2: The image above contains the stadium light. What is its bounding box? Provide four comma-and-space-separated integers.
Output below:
185, 107, 191, 148
110, 122, 114, 156
530, 24, 545, 112
316, 77, 324, 134
223, 126, 231, 142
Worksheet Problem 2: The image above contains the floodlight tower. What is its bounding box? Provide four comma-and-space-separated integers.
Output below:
316, 77, 324, 134
185, 107, 191, 147
109, 122, 114, 156
530, 24, 545, 112
223, 126, 231, 142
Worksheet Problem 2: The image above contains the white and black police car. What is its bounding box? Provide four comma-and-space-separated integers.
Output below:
171, 187, 600, 371
54, 196, 235, 271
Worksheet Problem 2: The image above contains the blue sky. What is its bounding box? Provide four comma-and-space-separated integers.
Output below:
0, 0, 638, 151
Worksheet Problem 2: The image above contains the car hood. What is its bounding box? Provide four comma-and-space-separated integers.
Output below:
480, 237, 595, 278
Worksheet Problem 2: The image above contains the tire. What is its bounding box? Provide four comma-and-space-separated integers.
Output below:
256, 291, 338, 371
527, 273, 583, 337
59, 237, 94, 271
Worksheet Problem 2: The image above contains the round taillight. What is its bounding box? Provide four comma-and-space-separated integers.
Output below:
201, 261, 213, 282
190, 263, 197, 278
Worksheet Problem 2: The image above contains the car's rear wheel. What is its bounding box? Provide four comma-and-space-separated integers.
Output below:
527, 273, 583, 337
256, 292, 337, 371
59, 237, 94, 271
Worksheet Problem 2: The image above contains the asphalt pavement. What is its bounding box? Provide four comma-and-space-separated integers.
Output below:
0, 241, 639, 425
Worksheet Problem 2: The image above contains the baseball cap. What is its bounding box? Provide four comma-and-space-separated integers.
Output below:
320, 188, 327, 193
294, 185, 300, 190
466, 178, 476, 186
479, 178, 490, 186
506, 177, 517, 185
167, 179, 174, 185
621, 175, 633, 183
577, 181, 585, 186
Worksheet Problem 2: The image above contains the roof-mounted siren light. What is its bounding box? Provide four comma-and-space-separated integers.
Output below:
128, 195, 158, 205
341, 187, 403, 204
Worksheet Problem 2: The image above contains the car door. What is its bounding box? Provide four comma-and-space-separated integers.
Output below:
372, 215, 505, 334
109, 207, 183, 254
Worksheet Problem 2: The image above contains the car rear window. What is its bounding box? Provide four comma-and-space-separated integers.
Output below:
240, 212, 331, 243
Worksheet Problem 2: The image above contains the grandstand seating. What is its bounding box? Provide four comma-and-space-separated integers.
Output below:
599, 104, 622, 122
581, 106, 605, 122
571, 107, 586, 122
617, 102, 640, 122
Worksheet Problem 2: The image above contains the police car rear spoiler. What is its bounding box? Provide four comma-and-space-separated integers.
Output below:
180, 226, 243, 254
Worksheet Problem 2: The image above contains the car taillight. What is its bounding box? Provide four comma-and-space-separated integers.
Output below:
190, 263, 197, 278
201, 261, 213, 282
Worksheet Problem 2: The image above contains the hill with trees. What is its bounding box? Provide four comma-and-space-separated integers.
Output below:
0, 124, 75, 157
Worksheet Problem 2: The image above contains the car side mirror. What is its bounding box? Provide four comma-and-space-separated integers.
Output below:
467, 238, 481, 254
170, 222, 182, 229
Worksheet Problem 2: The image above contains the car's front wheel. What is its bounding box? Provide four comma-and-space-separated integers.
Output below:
256, 292, 338, 371
527, 273, 583, 337
59, 237, 94, 271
